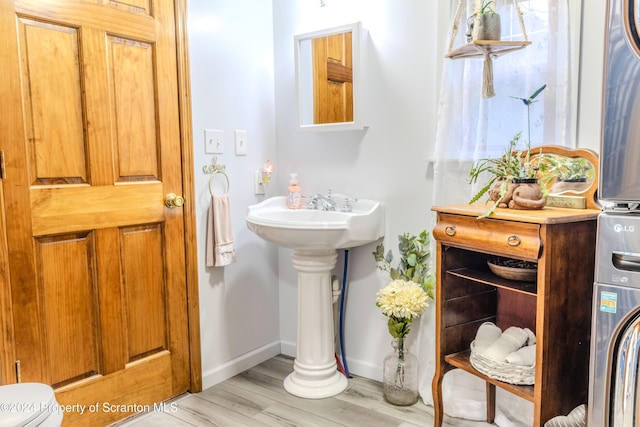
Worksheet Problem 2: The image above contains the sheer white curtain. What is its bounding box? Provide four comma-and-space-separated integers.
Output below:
433, 0, 573, 208
416, 1, 572, 426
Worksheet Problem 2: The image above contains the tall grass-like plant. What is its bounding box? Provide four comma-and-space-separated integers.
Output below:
510, 84, 547, 149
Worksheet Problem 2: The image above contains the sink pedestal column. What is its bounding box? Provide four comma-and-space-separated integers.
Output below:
284, 249, 348, 399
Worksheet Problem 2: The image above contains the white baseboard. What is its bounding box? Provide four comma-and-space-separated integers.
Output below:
280, 339, 382, 382
279, 340, 296, 358
201, 340, 281, 390
344, 358, 382, 382
202, 340, 382, 391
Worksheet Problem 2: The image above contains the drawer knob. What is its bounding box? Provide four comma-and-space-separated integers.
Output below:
507, 235, 521, 246
445, 225, 456, 236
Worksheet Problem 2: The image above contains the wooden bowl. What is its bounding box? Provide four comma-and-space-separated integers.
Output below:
487, 258, 537, 282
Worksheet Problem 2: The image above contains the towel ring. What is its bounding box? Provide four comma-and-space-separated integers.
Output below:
208, 171, 230, 196
203, 156, 230, 196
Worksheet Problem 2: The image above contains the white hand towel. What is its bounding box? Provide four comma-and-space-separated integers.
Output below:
473, 322, 503, 354
506, 343, 536, 366
524, 327, 536, 346
206, 194, 236, 267
482, 326, 529, 362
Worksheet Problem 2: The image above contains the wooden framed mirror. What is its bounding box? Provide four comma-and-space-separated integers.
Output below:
294, 22, 365, 131
527, 145, 599, 209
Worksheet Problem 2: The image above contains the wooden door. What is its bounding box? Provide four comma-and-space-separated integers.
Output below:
0, 0, 198, 425
312, 32, 353, 124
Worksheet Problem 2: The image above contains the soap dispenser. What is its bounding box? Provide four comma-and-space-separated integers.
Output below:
287, 173, 302, 209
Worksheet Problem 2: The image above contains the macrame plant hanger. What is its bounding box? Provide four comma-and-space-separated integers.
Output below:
446, 0, 530, 98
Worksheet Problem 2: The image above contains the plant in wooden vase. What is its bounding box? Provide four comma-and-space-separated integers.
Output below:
373, 231, 434, 406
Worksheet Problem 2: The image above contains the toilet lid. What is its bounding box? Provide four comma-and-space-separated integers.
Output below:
0, 383, 58, 427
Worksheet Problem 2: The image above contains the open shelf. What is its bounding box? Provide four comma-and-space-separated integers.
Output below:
448, 267, 537, 296
445, 350, 535, 402
445, 40, 532, 60
433, 204, 598, 426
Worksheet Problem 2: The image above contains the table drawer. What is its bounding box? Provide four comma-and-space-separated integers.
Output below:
433, 213, 541, 261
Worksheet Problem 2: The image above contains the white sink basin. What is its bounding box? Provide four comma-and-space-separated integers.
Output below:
246, 195, 385, 250
246, 194, 384, 399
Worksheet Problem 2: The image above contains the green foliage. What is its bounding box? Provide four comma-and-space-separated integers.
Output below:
387, 317, 410, 339
372, 230, 434, 299
466, 133, 548, 219
510, 84, 547, 149
510, 84, 547, 106
543, 155, 594, 181
466, 84, 548, 219
467, 132, 527, 202
479, 0, 496, 14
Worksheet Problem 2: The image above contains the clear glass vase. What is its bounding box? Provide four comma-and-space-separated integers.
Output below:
383, 337, 419, 406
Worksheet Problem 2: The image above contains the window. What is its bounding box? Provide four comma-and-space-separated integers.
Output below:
436, 0, 574, 161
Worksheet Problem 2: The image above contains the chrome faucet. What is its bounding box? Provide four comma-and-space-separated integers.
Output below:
307, 190, 336, 211
340, 197, 358, 212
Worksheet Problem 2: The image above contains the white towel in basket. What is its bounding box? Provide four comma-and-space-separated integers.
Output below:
473, 322, 503, 354
506, 343, 536, 366
524, 327, 536, 345
483, 326, 529, 362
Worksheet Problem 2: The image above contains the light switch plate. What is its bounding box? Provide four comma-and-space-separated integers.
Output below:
235, 130, 247, 156
204, 129, 224, 154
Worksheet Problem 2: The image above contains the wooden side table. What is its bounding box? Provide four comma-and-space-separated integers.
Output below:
431, 203, 598, 426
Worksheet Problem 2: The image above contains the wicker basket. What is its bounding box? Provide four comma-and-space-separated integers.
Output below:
469, 341, 535, 385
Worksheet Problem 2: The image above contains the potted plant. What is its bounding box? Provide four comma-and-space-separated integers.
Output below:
467, 0, 501, 42
372, 231, 434, 406
468, 85, 550, 218
467, 132, 548, 218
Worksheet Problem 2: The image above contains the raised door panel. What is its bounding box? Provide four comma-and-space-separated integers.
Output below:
35, 233, 100, 387
121, 224, 167, 362
109, 36, 160, 182
18, 19, 87, 185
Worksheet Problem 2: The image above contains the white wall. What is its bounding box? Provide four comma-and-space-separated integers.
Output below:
272, 0, 447, 380
187, 1, 281, 389
187, 0, 608, 389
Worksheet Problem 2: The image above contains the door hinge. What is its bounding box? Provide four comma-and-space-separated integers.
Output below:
0, 150, 5, 179
15, 360, 21, 383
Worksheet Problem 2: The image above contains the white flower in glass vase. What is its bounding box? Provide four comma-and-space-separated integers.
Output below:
375, 280, 429, 338
372, 231, 434, 406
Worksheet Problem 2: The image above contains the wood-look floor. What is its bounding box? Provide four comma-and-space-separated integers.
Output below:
115, 355, 491, 427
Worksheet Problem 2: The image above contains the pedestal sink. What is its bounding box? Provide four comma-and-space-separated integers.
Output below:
246, 195, 384, 398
